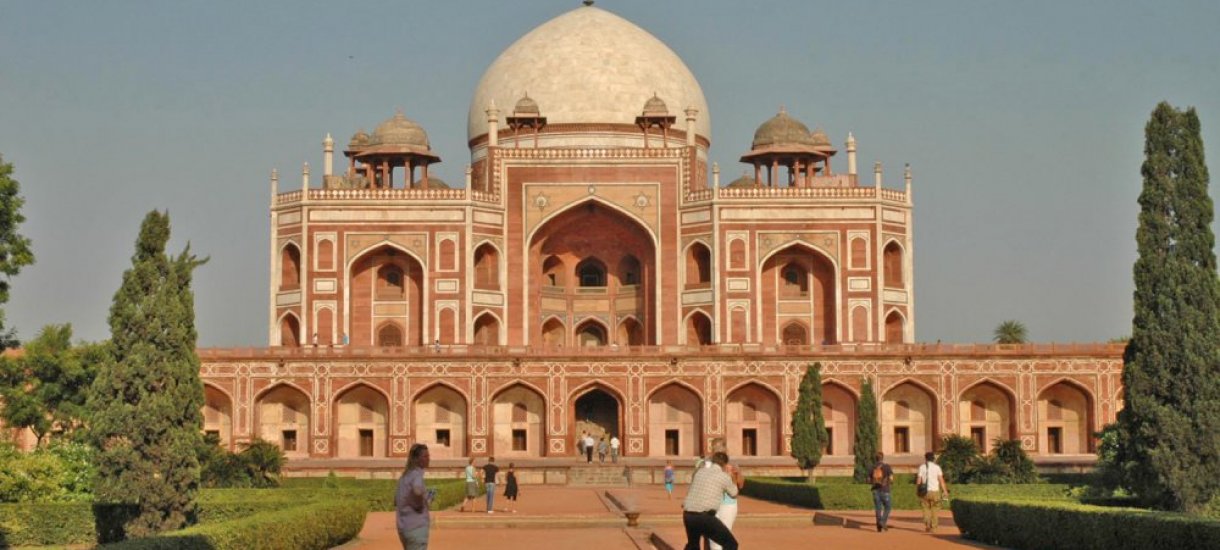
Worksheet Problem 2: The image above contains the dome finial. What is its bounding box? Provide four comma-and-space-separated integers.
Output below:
779, 104, 786, 114
583, 0, 594, 6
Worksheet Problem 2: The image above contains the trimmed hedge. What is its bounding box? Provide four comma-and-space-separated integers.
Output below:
0, 501, 94, 546
952, 497, 1220, 550
742, 477, 1071, 510
100, 499, 366, 550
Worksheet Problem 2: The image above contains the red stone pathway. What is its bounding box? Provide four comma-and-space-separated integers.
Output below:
344, 485, 997, 549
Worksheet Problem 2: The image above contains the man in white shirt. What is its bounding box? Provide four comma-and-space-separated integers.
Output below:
916, 451, 950, 532
583, 433, 596, 463
610, 435, 620, 463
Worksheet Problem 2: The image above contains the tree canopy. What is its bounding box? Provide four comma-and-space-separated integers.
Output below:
0, 154, 34, 350
0, 324, 102, 445
790, 362, 827, 480
992, 320, 1028, 344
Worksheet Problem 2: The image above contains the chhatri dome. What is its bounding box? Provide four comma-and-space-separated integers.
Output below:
467, 4, 711, 143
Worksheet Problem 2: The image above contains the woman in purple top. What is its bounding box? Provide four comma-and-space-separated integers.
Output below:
396, 443, 433, 549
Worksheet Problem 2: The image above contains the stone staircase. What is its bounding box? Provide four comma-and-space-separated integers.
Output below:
567, 465, 630, 486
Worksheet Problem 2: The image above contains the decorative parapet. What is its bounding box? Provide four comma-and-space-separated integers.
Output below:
275, 187, 503, 205
684, 184, 909, 204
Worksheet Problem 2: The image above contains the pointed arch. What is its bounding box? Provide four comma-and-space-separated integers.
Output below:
525, 197, 659, 247
725, 382, 782, 457
570, 381, 625, 453
574, 317, 609, 347
821, 380, 858, 456
647, 381, 703, 457
883, 239, 905, 289
617, 316, 645, 346
333, 382, 390, 458
760, 240, 839, 346
884, 308, 907, 343
277, 311, 301, 347
255, 383, 311, 457
490, 382, 546, 457
412, 381, 468, 458
202, 383, 233, 450
958, 379, 1017, 453
881, 379, 937, 456
347, 242, 426, 347
781, 320, 809, 345
684, 309, 713, 345
473, 311, 501, 346
575, 257, 607, 287
473, 241, 501, 291
541, 316, 566, 347
684, 240, 712, 288
1037, 378, 1095, 454
279, 241, 301, 291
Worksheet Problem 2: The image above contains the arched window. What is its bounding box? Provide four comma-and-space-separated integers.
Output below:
576, 322, 607, 347
618, 255, 641, 286
781, 263, 808, 298
576, 258, 606, 287
474, 244, 500, 290
686, 243, 711, 288
687, 312, 712, 345
885, 311, 905, 343
884, 242, 904, 289
782, 322, 809, 345
473, 313, 499, 346
279, 314, 300, 347
280, 244, 301, 290
542, 318, 566, 347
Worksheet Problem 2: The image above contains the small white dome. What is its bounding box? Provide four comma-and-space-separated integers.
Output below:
468, 5, 710, 143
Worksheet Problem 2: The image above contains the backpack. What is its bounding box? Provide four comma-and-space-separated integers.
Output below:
871, 464, 886, 485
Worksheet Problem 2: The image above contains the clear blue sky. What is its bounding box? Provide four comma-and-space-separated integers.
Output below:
1, 0, 1218, 346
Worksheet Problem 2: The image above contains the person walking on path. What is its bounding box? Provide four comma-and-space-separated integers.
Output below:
395, 443, 432, 549
583, 433, 596, 463
610, 435, 620, 463
598, 437, 609, 463
663, 460, 675, 500
916, 451, 949, 532
461, 457, 478, 512
483, 457, 500, 513
870, 451, 895, 532
503, 462, 519, 513
708, 458, 744, 550
680, 452, 739, 550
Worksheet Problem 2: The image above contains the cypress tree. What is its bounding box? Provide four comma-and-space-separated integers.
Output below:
88, 211, 208, 536
852, 378, 881, 483
790, 362, 827, 482
1118, 102, 1220, 513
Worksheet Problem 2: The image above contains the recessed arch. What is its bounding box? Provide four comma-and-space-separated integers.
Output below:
1037, 379, 1095, 454
279, 241, 302, 291
376, 321, 404, 347
570, 382, 625, 455
957, 379, 1017, 453
472, 310, 502, 346
277, 311, 301, 347
617, 316, 645, 346
574, 317, 609, 347
821, 380, 858, 456
541, 316, 566, 347
525, 197, 659, 246
255, 383, 311, 457
333, 382, 390, 458
347, 242, 426, 347
412, 382, 468, 458
490, 382, 546, 457
883, 239, 905, 289
781, 320, 809, 345
202, 384, 233, 450
882, 380, 937, 456
684, 240, 712, 288
760, 241, 839, 346
884, 308, 907, 343
725, 382, 782, 457
473, 241, 501, 291
684, 309, 713, 345
647, 381, 703, 457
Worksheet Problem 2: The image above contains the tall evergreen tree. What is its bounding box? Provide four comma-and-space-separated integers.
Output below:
88, 211, 207, 536
1118, 102, 1220, 514
790, 362, 827, 482
852, 378, 881, 483
0, 154, 35, 350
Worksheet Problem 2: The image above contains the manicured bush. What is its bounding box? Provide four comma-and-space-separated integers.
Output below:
952, 496, 1220, 550
99, 499, 367, 550
743, 477, 1071, 510
0, 440, 96, 503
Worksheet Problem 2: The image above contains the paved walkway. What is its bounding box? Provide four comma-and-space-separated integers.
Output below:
345, 485, 996, 549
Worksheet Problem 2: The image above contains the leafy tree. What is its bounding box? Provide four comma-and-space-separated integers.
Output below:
0, 325, 101, 445
852, 378, 880, 483
87, 211, 207, 537
992, 320, 1028, 344
1118, 102, 1220, 514
0, 154, 34, 351
790, 362, 827, 482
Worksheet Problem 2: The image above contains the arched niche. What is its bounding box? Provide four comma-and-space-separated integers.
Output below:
474, 243, 500, 290
1038, 381, 1093, 455
256, 384, 311, 458
473, 312, 500, 346
725, 383, 781, 457
280, 243, 301, 291
413, 384, 467, 459
884, 241, 904, 289
572, 386, 622, 454
882, 382, 935, 456
822, 383, 857, 456
350, 245, 425, 347
334, 384, 389, 458
491, 384, 546, 457
686, 311, 712, 345
647, 383, 702, 457
279, 313, 300, 347
958, 381, 1016, 453
762, 243, 836, 345
202, 385, 233, 450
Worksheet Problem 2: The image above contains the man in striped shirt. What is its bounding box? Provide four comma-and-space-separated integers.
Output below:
681, 452, 739, 550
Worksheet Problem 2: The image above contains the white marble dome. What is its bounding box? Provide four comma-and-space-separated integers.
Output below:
467, 5, 711, 144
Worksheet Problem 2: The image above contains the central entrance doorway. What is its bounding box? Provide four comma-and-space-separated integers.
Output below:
573, 388, 621, 455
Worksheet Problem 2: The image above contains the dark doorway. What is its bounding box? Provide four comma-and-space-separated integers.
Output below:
742, 428, 758, 456
574, 388, 620, 451
1047, 427, 1063, 455
359, 429, 374, 457
894, 427, 910, 454
665, 429, 680, 456
824, 427, 834, 455
513, 429, 528, 451
970, 427, 986, 450
282, 430, 298, 452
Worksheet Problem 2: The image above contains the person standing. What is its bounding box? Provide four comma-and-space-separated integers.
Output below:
708, 458, 744, 550
395, 443, 432, 549
461, 457, 477, 512
598, 437, 609, 464
870, 451, 894, 532
504, 462, 519, 513
680, 452, 738, 550
663, 460, 675, 500
610, 435, 620, 463
577, 431, 587, 458
483, 457, 500, 514
916, 451, 949, 532
583, 433, 596, 463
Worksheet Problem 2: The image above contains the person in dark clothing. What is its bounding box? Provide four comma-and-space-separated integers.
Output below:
870, 451, 895, 532
483, 457, 500, 514
504, 462, 519, 512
